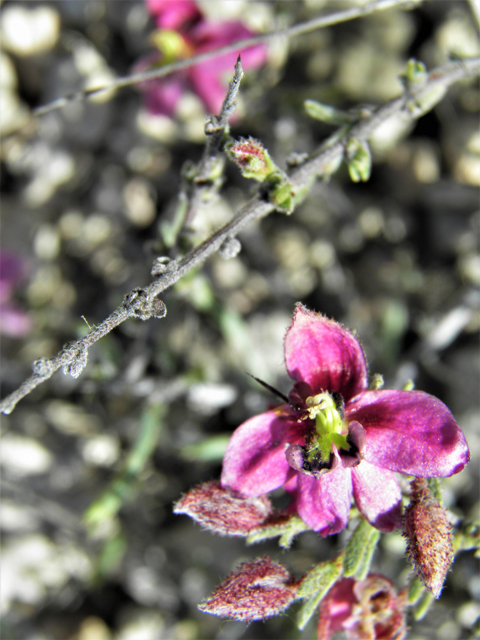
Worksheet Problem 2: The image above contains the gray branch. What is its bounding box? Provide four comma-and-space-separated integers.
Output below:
2, 56, 479, 415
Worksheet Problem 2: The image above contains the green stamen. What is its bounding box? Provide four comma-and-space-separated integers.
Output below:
304, 393, 349, 463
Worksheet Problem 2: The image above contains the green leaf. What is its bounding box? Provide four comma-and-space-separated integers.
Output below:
343, 518, 380, 580
305, 100, 356, 126
413, 590, 435, 620
269, 179, 295, 214
400, 60, 446, 118
296, 554, 344, 630
427, 477, 442, 502
453, 522, 480, 554
126, 404, 165, 475
83, 404, 165, 530
179, 434, 230, 462
160, 196, 189, 249
246, 515, 310, 549
408, 575, 426, 604
346, 138, 372, 182
403, 58, 428, 87
96, 533, 127, 579
407, 85, 447, 118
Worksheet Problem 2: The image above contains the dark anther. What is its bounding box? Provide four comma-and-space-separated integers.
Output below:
302, 450, 336, 477
286, 443, 337, 478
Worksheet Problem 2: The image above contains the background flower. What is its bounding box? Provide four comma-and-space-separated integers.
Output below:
317, 575, 407, 640
146, 0, 202, 31
0, 252, 31, 338
141, 0, 267, 116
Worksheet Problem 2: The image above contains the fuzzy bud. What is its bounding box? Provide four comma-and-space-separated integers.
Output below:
403, 478, 454, 598
227, 137, 276, 182
199, 557, 297, 621
173, 480, 273, 536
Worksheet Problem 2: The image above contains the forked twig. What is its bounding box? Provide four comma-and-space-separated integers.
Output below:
2, 56, 479, 415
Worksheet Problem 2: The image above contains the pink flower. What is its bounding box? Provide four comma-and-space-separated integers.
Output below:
141, 1, 267, 116
317, 575, 407, 640
221, 304, 469, 536
0, 252, 31, 338
146, 0, 202, 31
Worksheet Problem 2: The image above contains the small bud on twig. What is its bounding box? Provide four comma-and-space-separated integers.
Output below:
346, 137, 372, 182
228, 137, 276, 181
123, 288, 167, 320
219, 237, 242, 259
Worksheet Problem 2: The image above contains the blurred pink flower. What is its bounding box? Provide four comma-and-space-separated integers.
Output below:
146, 0, 201, 30
317, 575, 407, 640
141, 0, 267, 116
221, 303, 469, 536
0, 252, 31, 337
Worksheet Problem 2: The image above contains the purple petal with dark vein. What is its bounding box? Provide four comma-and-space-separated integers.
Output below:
293, 466, 352, 535
284, 303, 368, 402
351, 461, 403, 532
346, 390, 470, 477
221, 408, 306, 498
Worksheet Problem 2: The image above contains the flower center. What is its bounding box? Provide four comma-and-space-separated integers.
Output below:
151, 30, 194, 63
304, 392, 349, 464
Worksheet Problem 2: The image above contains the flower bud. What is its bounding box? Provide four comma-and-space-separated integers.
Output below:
346, 138, 372, 182
227, 137, 276, 181
317, 575, 407, 640
173, 480, 272, 536
199, 557, 297, 621
403, 478, 454, 598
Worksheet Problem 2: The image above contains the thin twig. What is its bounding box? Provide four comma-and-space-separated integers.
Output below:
1, 56, 479, 415
32, 0, 420, 117
183, 56, 244, 228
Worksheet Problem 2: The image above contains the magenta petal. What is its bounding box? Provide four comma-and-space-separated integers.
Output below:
346, 390, 470, 477
192, 20, 260, 58
317, 578, 356, 640
146, 0, 201, 30
351, 461, 402, 532
0, 303, 32, 337
221, 408, 305, 498
190, 65, 230, 115
144, 77, 185, 116
284, 304, 368, 402
293, 467, 352, 535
